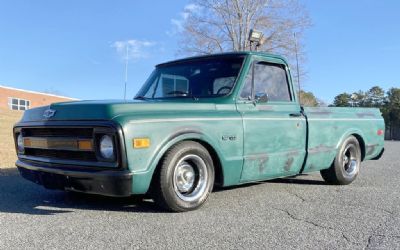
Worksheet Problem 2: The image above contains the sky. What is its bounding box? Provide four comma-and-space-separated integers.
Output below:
0, 0, 399, 104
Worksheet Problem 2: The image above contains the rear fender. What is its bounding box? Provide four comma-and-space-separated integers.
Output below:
335, 129, 366, 160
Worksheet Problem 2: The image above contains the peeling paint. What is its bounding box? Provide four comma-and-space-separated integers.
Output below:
308, 144, 335, 154
284, 157, 294, 171
308, 111, 333, 115
257, 106, 274, 111
258, 157, 268, 173
246, 154, 269, 161
356, 112, 376, 118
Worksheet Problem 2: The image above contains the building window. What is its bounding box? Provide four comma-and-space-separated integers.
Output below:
8, 97, 30, 110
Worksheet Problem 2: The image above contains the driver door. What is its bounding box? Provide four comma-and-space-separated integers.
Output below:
237, 60, 307, 182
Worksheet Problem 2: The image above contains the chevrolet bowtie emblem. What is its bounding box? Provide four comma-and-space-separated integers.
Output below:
43, 109, 56, 119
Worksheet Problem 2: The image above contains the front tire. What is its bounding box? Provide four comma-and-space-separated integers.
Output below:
153, 141, 215, 212
320, 135, 361, 185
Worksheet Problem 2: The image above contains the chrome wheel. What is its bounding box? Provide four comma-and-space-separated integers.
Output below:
342, 144, 359, 176
320, 136, 361, 185
173, 154, 208, 202
153, 141, 215, 212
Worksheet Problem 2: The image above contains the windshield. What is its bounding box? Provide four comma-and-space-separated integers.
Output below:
136, 56, 244, 99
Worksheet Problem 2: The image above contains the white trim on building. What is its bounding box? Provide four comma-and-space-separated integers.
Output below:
0, 85, 78, 100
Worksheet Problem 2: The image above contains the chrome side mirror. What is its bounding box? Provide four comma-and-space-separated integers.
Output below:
254, 92, 268, 103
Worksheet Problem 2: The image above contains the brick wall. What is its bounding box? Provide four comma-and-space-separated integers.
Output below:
0, 86, 76, 110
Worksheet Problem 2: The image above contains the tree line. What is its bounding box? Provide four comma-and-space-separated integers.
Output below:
331, 86, 400, 134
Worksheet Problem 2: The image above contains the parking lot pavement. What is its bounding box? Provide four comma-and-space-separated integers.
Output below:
0, 141, 399, 249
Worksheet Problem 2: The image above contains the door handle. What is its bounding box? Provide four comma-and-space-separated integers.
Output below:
289, 113, 302, 117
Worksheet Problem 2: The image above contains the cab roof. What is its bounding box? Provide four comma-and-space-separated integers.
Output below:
156, 51, 289, 67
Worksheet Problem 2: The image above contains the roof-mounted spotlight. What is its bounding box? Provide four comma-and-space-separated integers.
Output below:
248, 29, 265, 51
249, 29, 263, 42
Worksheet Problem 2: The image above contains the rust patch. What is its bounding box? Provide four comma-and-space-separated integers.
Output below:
287, 150, 300, 157
246, 154, 269, 174
356, 112, 376, 118
309, 111, 332, 115
258, 157, 268, 173
246, 153, 268, 161
257, 106, 274, 111
284, 151, 299, 171
284, 157, 294, 172
308, 144, 334, 154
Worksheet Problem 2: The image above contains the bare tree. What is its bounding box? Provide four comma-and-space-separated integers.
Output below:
177, 0, 311, 83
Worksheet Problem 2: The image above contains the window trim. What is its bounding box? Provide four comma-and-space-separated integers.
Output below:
8, 97, 30, 111
239, 60, 294, 103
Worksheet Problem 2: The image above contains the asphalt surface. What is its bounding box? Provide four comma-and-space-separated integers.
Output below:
0, 142, 399, 249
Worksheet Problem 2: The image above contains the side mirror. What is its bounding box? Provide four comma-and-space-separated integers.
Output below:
254, 92, 268, 103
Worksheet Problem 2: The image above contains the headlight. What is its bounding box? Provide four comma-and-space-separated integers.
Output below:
17, 134, 24, 153
99, 135, 114, 160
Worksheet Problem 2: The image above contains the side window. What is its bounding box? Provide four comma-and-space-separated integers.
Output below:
239, 70, 252, 99
240, 62, 291, 102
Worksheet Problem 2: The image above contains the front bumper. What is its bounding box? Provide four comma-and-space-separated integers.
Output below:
16, 160, 133, 197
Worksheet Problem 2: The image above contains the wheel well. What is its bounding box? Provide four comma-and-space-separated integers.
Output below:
150, 139, 224, 191
192, 139, 224, 187
352, 133, 366, 161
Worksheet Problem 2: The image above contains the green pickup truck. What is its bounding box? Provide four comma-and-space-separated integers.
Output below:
14, 52, 385, 212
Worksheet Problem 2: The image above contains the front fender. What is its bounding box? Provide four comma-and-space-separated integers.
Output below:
130, 132, 229, 194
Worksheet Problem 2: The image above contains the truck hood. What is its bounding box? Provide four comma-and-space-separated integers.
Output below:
19, 99, 218, 122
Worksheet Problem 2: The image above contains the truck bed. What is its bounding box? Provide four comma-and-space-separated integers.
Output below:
302, 107, 385, 173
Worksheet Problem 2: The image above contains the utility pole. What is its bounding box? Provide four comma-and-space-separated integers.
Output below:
124, 45, 129, 101
294, 32, 301, 105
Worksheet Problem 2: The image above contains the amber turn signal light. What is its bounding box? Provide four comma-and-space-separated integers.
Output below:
133, 138, 150, 148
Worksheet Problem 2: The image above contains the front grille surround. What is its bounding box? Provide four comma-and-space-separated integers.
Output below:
14, 122, 125, 169
22, 127, 93, 138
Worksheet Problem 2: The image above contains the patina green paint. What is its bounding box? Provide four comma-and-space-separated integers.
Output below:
18, 51, 385, 195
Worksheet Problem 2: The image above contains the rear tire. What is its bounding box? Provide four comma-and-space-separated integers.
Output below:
320, 135, 361, 185
152, 141, 215, 212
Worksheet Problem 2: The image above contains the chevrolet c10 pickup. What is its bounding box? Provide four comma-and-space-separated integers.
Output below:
14, 52, 385, 212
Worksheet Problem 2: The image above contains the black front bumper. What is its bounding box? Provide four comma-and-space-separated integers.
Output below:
16, 160, 133, 197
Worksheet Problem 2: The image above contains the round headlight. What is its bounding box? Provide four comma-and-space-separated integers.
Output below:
17, 134, 24, 152
99, 135, 114, 159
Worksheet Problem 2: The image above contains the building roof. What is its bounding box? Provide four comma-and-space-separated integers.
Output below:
0, 85, 78, 100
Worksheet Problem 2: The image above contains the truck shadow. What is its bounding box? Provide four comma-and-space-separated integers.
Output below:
0, 168, 162, 215
0, 168, 325, 215
267, 176, 326, 185
213, 174, 326, 192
